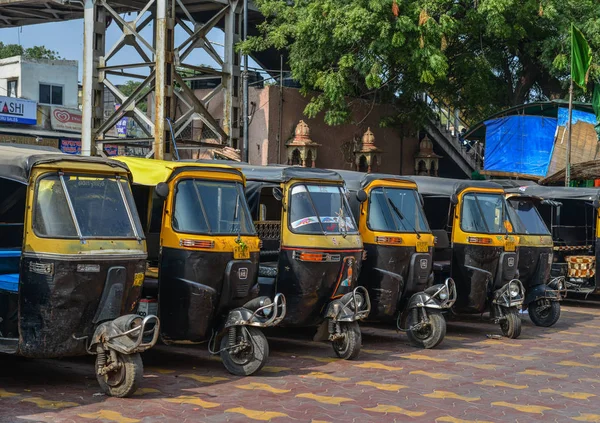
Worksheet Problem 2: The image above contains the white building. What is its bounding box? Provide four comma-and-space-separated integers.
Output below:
0, 56, 78, 108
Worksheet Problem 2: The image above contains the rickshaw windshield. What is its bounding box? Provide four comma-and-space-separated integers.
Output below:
507, 198, 550, 235
172, 179, 255, 235
368, 188, 430, 233
461, 192, 510, 234
289, 184, 357, 235
33, 173, 142, 239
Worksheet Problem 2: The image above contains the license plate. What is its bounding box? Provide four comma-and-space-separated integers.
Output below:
505, 241, 516, 252
233, 246, 250, 259
133, 272, 144, 287
416, 241, 429, 253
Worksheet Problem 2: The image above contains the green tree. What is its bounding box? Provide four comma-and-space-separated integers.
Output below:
119, 80, 151, 113
241, 0, 600, 126
0, 42, 61, 60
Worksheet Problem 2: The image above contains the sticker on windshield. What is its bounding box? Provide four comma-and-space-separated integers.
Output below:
291, 216, 319, 228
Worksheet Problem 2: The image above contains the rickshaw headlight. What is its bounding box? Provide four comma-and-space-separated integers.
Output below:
508, 282, 520, 298
260, 297, 273, 316
438, 287, 448, 301
354, 293, 364, 310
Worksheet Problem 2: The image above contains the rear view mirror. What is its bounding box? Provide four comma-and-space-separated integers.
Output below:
155, 182, 170, 200
272, 187, 283, 201
356, 189, 368, 203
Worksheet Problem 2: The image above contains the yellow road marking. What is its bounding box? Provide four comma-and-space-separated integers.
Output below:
436, 416, 494, 423
475, 379, 528, 389
296, 393, 354, 405
573, 413, 600, 422
235, 383, 291, 394
21, 397, 79, 409
356, 381, 407, 391
164, 395, 220, 408
395, 353, 447, 362
133, 388, 161, 396
495, 354, 536, 361
299, 355, 338, 363
423, 390, 480, 402
79, 411, 140, 423
146, 367, 175, 374
261, 366, 291, 373
451, 348, 485, 355
410, 370, 457, 380
180, 374, 229, 383
539, 388, 596, 400
445, 336, 468, 341
0, 389, 19, 398
580, 378, 600, 383
491, 401, 552, 414
519, 369, 567, 378
300, 372, 350, 382
364, 404, 425, 417
557, 361, 600, 369
354, 363, 403, 371
531, 347, 572, 354
362, 349, 392, 355
562, 341, 600, 347
225, 407, 289, 421
481, 339, 522, 347
456, 362, 499, 370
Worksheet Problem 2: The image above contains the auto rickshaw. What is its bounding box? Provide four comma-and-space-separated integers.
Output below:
413, 176, 524, 338
337, 170, 456, 348
113, 157, 285, 376
0, 144, 159, 397
238, 165, 370, 360
505, 183, 600, 296
497, 187, 565, 327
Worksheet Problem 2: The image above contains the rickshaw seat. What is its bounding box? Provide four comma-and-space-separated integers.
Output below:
0, 273, 19, 293
0, 249, 21, 276
433, 260, 451, 273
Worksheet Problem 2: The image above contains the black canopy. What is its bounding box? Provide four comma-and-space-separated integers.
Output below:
235, 164, 343, 183
410, 176, 504, 197
0, 144, 130, 184
503, 184, 600, 201
335, 170, 416, 191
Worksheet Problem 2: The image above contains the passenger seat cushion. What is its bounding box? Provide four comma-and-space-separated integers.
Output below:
0, 273, 19, 293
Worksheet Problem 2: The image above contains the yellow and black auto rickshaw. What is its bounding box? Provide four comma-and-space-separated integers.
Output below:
0, 144, 159, 397
414, 177, 524, 338
114, 157, 285, 376
505, 184, 600, 296
239, 165, 370, 360
337, 171, 456, 348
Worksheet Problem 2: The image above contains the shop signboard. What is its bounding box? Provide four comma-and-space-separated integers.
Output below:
0, 96, 37, 125
51, 107, 82, 132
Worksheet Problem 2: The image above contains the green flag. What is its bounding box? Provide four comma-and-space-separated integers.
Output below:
572, 23, 593, 91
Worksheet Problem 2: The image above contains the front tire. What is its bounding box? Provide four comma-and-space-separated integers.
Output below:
500, 307, 522, 339
529, 299, 561, 327
406, 309, 446, 349
220, 326, 269, 376
96, 352, 143, 398
332, 321, 362, 360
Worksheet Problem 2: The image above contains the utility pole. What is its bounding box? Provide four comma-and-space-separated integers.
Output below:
242, 0, 249, 162
565, 80, 574, 187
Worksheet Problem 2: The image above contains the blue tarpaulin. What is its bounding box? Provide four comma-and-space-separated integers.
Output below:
557, 107, 597, 126
483, 115, 557, 177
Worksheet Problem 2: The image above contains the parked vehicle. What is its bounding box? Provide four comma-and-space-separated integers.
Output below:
239, 165, 370, 360
0, 145, 159, 397
413, 176, 524, 338
114, 157, 285, 376
337, 170, 456, 348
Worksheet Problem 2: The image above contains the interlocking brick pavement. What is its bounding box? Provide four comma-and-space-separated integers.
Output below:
2, 301, 600, 422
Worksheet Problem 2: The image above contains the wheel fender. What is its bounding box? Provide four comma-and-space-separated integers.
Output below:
224, 308, 254, 329
91, 315, 143, 355
407, 292, 441, 310
524, 284, 559, 306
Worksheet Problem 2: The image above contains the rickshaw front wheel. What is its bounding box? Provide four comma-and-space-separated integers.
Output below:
95, 352, 143, 398
499, 308, 522, 339
220, 326, 269, 376
529, 299, 560, 327
332, 321, 362, 360
406, 309, 446, 349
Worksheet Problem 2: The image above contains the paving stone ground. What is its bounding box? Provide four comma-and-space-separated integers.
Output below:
3, 299, 600, 422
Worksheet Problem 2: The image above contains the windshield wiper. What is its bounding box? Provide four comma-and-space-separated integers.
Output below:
387, 196, 421, 239
338, 190, 348, 238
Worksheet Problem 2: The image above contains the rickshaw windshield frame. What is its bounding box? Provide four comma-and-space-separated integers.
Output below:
459, 191, 513, 235
287, 182, 358, 236
507, 198, 550, 235
366, 187, 431, 234
32, 172, 143, 241
171, 178, 256, 236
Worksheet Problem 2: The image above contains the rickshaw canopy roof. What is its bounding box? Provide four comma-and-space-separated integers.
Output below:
234, 164, 343, 183
502, 183, 600, 201
410, 176, 504, 197
335, 170, 416, 191
0, 144, 130, 184
114, 156, 245, 186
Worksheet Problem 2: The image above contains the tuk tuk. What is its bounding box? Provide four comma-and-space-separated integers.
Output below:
505, 184, 600, 296
337, 170, 456, 348
0, 144, 159, 397
239, 165, 370, 360
114, 157, 285, 376
413, 176, 524, 338
500, 188, 565, 327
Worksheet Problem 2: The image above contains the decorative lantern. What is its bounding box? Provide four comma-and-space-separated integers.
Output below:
354, 127, 382, 173
286, 120, 320, 167
414, 134, 442, 176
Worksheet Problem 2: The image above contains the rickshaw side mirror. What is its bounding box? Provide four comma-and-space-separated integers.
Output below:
356, 189, 368, 203
450, 194, 458, 204
155, 182, 170, 200
593, 199, 600, 209
272, 187, 283, 201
